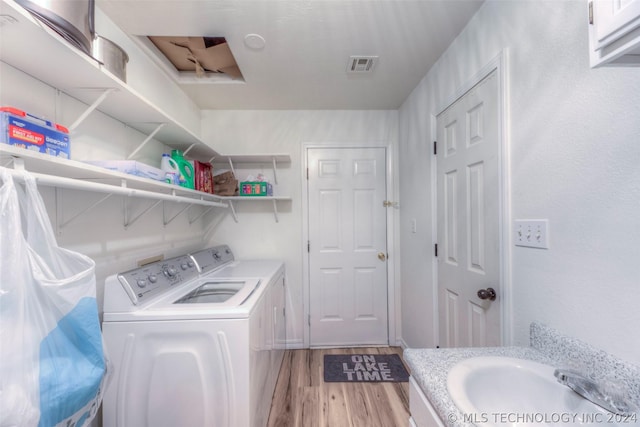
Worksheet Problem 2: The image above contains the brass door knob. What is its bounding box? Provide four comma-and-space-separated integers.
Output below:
377, 252, 386, 261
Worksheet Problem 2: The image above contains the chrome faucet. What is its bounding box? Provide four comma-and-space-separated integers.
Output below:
554, 368, 636, 416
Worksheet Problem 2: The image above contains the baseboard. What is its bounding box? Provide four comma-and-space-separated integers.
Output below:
397, 337, 409, 350
287, 340, 407, 350
285, 339, 304, 349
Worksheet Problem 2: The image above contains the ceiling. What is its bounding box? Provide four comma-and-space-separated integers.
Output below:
97, 0, 484, 110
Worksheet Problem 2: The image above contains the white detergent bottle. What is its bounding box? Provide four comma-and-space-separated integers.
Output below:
160, 153, 180, 184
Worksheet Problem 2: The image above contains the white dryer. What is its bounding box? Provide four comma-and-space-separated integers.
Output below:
102, 245, 286, 427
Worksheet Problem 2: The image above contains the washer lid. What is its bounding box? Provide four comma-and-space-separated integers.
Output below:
174, 279, 260, 307
103, 277, 264, 321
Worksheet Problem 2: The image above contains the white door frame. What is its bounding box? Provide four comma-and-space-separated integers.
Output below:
431, 50, 513, 346
302, 143, 399, 348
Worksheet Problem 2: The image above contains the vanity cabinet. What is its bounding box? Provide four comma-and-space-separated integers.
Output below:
589, 0, 640, 67
409, 378, 446, 427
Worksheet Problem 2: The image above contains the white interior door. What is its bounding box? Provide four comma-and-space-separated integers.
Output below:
307, 147, 388, 347
437, 70, 501, 348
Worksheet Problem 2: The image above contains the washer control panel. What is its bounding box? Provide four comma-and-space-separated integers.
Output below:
117, 255, 199, 305
191, 244, 235, 274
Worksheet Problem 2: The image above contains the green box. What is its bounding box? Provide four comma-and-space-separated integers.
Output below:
239, 181, 271, 196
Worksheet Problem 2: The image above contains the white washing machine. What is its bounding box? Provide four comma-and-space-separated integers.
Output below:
102, 245, 286, 427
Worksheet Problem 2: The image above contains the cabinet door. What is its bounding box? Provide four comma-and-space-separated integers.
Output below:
590, 0, 640, 66
594, 0, 640, 46
273, 275, 287, 350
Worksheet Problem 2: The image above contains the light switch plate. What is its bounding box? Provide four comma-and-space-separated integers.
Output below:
514, 219, 549, 249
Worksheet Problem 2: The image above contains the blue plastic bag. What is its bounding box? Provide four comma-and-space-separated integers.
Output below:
0, 168, 107, 427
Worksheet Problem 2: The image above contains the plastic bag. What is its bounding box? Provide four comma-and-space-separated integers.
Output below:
0, 168, 107, 427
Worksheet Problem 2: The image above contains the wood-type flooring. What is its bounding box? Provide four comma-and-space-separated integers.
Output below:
267, 347, 410, 427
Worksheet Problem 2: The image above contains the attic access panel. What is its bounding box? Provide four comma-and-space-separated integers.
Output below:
148, 36, 243, 81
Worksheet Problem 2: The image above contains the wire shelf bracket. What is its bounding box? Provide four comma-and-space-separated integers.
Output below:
124, 198, 162, 230
69, 88, 117, 131
163, 202, 192, 227
189, 206, 214, 225
127, 123, 167, 160
56, 190, 113, 234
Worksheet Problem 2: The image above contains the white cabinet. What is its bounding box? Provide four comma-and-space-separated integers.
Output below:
409, 378, 446, 427
589, 0, 640, 67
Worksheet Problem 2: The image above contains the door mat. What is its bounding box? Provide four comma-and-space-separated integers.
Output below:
323, 354, 409, 383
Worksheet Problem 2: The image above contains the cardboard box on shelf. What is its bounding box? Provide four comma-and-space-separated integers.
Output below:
213, 170, 235, 184
193, 160, 214, 194
213, 170, 238, 196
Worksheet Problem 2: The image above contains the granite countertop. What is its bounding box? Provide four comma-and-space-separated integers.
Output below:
403, 322, 640, 427
403, 346, 559, 427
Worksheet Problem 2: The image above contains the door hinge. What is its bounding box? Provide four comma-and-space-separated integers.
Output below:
283, 307, 286, 317
308, 314, 311, 326
435, 243, 438, 257
306, 167, 309, 180
307, 241, 310, 252
588, 1, 594, 25
433, 141, 437, 155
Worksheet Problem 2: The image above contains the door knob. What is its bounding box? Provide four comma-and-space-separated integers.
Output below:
377, 252, 387, 261
477, 287, 497, 301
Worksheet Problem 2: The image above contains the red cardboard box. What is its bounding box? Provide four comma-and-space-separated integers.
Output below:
193, 160, 214, 194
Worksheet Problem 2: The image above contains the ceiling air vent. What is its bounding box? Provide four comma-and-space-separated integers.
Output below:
347, 56, 378, 73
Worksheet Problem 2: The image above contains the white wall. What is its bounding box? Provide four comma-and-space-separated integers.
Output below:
93, 8, 202, 135
399, 0, 640, 365
0, 5, 211, 312
1, 3, 402, 349
0, 61, 210, 312
5, 0, 638, 366
200, 110, 399, 347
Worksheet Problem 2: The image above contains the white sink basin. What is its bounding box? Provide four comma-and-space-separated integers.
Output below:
447, 356, 638, 426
